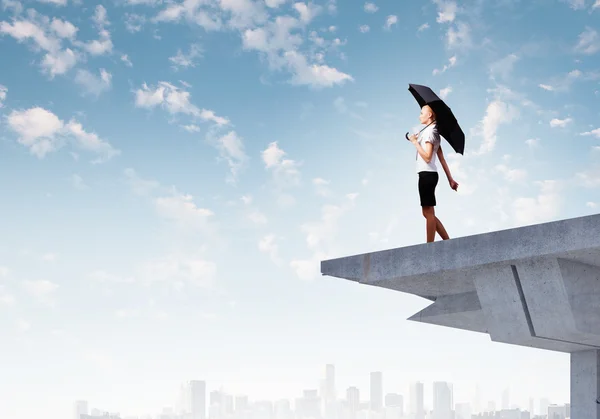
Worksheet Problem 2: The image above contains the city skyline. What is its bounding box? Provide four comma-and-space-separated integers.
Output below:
74, 364, 569, 418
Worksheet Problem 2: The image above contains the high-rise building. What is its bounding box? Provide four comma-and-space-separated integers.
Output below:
385, 393, 404, 418
474, 385, 481, 415
190, 380, 207, 419
539, 398, 550, 417
547, 404, 567, 419
75, 400, 88, 419
326, 364, 335, 400
432, 382, 453, 419
370, 372, 383, 411
410, 382, 424, 419
347, 386, 360, 412
529, 398, 534, 416
324, 365, 336, 419
235, 395, 249, 413
502, 388, 510, 410
455, 402, 471, 419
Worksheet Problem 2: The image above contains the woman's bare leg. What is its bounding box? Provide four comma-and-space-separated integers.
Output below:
436, 217, 450, 240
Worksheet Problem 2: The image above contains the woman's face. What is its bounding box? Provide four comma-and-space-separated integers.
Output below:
419, 105, 433, 124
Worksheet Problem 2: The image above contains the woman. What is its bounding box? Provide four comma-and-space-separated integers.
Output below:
407, 105, 459, 243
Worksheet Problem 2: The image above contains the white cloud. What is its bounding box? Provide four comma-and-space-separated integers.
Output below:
594, 0, 600, 9
93, 5, 109, 29
384, 15, 397, 30
493, 164, 527, 182
124, 171, 219, 234
433, 55, 456, 75
0, 285, 15, 306
439, 86, 452, 99
74, 68, 112, 96
248, 210, 268, 224
240, 11, 352, 88
42, 252, 58, 262
7, 107, 119, 161
290, 251, 325, 281
290, 193, 358, 280
284, 50, 353, 87
265, 0, 287, 7
259, 234, 282, 265
7, 107, 65, 157
124, 168, 160, 196
81, 31, 113, 56
38, 0, 67, 5
121, 54, 133, 67
0, 18, 79, 76
313, 177, 331, 197
23, 279, 59, 306
71, 174, 88, 190
154, 191, 216, 233
563, 0, 586, 9
262, 141, 302, 188
525, 138, 540, 148
433, 0, 458, 23
474, 100, 518, 154
446, 21, 471, 50
0, 84, 6, 107
182, 124, 200, 133
364, 2, 378, 13
65, 120, 120, 163
513, 180, 562, 226
536, 69, 598, 92
0, 266, 8, 277
138, 253, 216, 289
586, 202, 598, 208
125, 13, 146, 33
359, 24, 370, 33
418, 23, 430, 32
41, 48, 78, 77
169, 43, 202, 69
208, 130, 249, 182
50, 18, 78, 38
550, 117, 572, 128
580, 128, 600, 138
576, 167, 600, 188
135, 82, 230, 124
293, 2, 321, 24
574, 27, 599, 55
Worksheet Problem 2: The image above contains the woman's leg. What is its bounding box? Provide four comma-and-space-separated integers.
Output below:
422, 206, 437, 242
435, 217, 450, 240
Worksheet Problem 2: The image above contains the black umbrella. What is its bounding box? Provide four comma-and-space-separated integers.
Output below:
404, 83, 465, 155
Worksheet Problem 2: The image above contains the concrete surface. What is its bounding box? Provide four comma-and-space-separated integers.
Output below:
321, 213, 600, 418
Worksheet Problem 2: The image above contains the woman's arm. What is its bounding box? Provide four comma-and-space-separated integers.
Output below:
415, 141, 434, 163
437, 146, 459, 190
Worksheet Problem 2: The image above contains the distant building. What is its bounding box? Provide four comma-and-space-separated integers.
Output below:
75, 400, 89, 419
370, 372, 383, 412
410, 382, 425, 419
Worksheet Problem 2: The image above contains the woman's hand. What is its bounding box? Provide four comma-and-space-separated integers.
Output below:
407, 133, 418, 144
449, 179, 459, 191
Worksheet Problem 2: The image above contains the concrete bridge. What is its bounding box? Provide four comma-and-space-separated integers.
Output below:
321, 213, 600, 419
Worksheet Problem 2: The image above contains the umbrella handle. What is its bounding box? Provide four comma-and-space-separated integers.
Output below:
405, 132, 410, 141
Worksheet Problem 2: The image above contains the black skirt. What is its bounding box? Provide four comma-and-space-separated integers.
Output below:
418, 171, 439, 207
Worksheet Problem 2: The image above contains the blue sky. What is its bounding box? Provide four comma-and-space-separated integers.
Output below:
1, 0, 600, 417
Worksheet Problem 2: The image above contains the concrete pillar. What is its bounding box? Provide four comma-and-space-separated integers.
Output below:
571, 350, 600, 419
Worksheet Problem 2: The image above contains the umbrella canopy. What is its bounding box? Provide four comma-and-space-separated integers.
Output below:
406, 83, 465, 155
